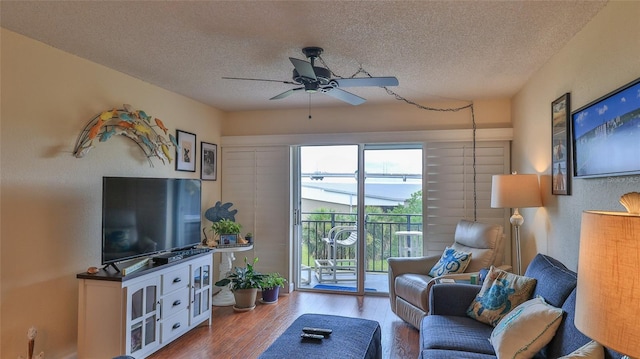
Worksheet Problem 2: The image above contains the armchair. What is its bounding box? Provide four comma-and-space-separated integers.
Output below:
388, 219, 509, 329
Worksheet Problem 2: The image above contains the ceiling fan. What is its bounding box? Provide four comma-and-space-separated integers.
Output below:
223, 47, 399, 106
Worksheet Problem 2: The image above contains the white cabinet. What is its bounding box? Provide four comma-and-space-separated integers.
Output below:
77, 252, 212, 359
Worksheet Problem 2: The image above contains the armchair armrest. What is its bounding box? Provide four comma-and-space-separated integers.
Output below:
429, 283, 480, 316
387, 255, 440, 310
433, 264, 513, 282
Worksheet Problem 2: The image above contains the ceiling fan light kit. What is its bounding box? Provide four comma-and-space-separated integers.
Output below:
224, 46, 399, 105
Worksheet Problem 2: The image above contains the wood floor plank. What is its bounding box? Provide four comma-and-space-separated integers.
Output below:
147, 291, 419, 359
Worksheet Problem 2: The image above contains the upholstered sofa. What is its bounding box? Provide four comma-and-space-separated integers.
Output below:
419, 254, 623, 359
388, 220, 510, 329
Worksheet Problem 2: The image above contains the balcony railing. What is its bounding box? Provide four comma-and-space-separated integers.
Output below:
301, 212, 423, 273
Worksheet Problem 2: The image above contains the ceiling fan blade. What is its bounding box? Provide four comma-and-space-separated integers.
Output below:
289, 58, 317, 81
222, 76, 298, 85
322, 88, 366, 106
332, 77, 399, 88
270, 87, 304, 100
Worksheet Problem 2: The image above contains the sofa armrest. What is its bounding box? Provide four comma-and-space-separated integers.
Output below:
388, 255, 441, 310
429, 283, 480, 316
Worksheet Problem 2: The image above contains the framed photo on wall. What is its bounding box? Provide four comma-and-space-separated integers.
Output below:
201, 142, 217, 181
552, 93, 571, 195
175, 130, 196, 172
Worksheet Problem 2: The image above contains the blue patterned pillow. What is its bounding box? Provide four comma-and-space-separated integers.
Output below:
428, 247, 472, 277
466, 266, 537, 326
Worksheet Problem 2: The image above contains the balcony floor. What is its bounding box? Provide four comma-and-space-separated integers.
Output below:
298, 267, 389, 294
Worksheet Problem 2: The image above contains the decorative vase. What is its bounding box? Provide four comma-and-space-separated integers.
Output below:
233, 288, 258, 310
261, 287, 280, 304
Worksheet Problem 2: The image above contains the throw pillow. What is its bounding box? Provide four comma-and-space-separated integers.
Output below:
466, 266, 537, 326
558, 341, 604, 359
428, 247, 472, 277
490, 296, 563, 359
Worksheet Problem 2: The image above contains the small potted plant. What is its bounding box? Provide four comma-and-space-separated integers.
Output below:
215, 257, 264, 311
259, 273, 287, 304
211, 219, 242, 245
244, 232, 253, 244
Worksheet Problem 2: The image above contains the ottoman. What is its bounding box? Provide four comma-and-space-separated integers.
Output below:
259, 313, 382, 359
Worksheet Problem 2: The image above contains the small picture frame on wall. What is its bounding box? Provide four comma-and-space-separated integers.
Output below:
551, 93, 571, 195
175, 130, 196, 172
201, 142, 217, 181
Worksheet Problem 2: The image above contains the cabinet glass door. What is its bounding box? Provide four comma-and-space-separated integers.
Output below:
191, 259, 211, 323
127, 280, 159, 356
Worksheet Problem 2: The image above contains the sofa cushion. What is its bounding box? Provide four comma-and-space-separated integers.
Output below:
429, 247, 472, 277
490, 296, 563, 359
558, 341, 604, 359
395, 273, 433, 311
451, 220, 504, 272
546, 289, 593, 358
467, 266, 537, 326
525, 254, 577, 308
421, 315, 495, 355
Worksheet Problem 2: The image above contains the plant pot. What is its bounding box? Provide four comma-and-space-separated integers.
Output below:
233, 288, 258, 310
261, 286, 280, 304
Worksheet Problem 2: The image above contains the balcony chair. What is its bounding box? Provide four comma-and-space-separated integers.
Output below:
314, 225, 357, 283
388, 219, 510, 329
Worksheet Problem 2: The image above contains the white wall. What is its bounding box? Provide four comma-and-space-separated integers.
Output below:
512, 1, 640, 270
0, 28, 222, 358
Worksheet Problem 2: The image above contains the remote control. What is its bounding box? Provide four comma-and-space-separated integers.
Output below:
302, 327, 333, 336
300, 333, 324, 340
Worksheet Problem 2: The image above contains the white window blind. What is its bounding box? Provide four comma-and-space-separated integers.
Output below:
221, 146, 290, 279
424, 141, 510, 257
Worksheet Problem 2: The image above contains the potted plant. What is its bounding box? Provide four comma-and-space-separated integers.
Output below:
214, 257, 264, 311
259, 273, 287, 304
244, 232, 253, 244
211, 219, 242, 244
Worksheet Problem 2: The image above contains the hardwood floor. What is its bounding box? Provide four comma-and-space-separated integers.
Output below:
148, 291, 420, 359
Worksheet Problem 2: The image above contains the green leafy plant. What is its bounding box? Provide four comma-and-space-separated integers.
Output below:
260, 273, 287, 289
211, 218, 242, 236
215, 257, 264, 290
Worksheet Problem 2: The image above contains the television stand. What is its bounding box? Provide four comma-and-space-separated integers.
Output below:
77, 251, 213, 358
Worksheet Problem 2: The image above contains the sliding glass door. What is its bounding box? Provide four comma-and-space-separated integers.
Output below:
295, 144, 423, 295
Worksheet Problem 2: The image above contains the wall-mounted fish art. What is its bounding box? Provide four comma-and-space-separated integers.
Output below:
73, 104, 177, 167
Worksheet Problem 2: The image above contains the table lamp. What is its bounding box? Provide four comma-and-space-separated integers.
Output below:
490, 173, 542, 275
575, 202, 640, 359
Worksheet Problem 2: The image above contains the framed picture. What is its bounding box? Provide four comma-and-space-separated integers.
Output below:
219, 234, 237, 246
201, 142, 217, 181
571, 77, 640, 178
175, 130, 196, 172
552, 93, 571, 195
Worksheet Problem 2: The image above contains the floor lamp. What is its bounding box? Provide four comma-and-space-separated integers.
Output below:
491, 173, 542, 275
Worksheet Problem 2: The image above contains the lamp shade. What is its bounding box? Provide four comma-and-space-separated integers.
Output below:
575, 211, 640, 357
491, 174, 542, 209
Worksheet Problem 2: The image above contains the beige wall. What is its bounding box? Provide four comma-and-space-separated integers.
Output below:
223, 99, 511, 136
512, 1, 640, 271
0, 29, 222, 358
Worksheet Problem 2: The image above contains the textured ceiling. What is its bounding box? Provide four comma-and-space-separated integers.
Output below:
0, 1, 607, 112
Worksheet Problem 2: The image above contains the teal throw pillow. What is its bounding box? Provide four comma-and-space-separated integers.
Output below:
429, 247, 472, 277
466, 266, 537, 326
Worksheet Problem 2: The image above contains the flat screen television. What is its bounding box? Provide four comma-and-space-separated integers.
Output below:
572, 77, 640, 178
102, 177, 202, 266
